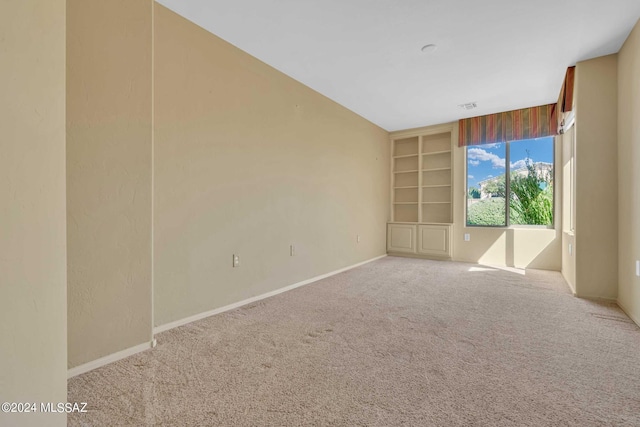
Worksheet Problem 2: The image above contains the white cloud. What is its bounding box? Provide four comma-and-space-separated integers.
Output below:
510, 159, 528, 170
467, 147, 505, 168
469, 160, 480, 166
483, 143, 501, 149
468, 175, 474, 179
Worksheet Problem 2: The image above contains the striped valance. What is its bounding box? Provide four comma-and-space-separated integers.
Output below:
558, 66, 575, 113
458, 103, 558, 147
557, 66, 576, 133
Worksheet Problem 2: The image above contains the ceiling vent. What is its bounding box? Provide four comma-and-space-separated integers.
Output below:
458, 102, 477, 110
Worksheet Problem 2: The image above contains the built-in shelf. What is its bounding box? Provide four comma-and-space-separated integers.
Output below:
422, 150, 451, 156
393, 153, 419, 159
387, 223, 452, 259
391, 126, 453, 224
422, 167, 451, 172
393, 136, 419, 157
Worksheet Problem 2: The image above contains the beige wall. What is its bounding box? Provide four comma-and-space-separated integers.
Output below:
560, 125, 576, 292
153, 5, 389, 326
573, 55, 618, 300
0, 1, 67, 426
617, 19, 640, 323
452, 132, 562, 270
67, 0, 153, 368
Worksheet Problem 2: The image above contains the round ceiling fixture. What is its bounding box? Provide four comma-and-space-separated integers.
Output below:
421, 44, 438, 53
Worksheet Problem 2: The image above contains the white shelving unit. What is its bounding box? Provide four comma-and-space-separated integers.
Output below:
388, 123, 455, 259
391, 135, 420, 222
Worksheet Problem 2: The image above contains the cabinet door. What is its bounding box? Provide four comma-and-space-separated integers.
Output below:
417, 225, 451, 257
387, 224, 417, 254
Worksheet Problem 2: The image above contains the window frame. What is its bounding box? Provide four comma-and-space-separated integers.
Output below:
465, 137, 556, 229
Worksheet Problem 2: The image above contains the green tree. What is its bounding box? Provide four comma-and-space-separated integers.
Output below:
509, 157, 553, 225
468, 187, 481, 199
483, 175, 505, 198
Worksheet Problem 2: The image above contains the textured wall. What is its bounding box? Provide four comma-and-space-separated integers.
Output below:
153, 5, 389, 327
574, 55, 618, 300
618, 19, 640, 324
0, 0, 67, 425
67, 0, 153, 368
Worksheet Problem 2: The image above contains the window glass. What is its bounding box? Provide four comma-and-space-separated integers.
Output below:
466, 143, 507, 226
466, 137, 554, 227
509, 138, 554, 226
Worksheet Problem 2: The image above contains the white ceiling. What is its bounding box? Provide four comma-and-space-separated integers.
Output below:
156, 0, 640, 131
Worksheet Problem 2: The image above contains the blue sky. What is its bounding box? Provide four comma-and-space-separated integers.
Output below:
466, 137, 554, 189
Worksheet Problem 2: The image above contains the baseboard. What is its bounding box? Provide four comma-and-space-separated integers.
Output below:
617, 298, 640, 328
67, 341, 153, 379
575, 293, 618, 303
388, 252, 451, 261
565, 280, 576, 295
154, 254, 388, 334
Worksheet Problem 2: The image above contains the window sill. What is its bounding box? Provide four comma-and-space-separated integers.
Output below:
465, 224, 555, 230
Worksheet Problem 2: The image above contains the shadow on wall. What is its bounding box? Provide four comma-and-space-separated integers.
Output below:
509, 229, 561, 270
458, 228, 561, 271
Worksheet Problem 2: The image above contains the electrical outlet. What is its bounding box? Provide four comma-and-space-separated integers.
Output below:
233, 254, 240, 268
357, 235, 361, 243
464, 233, 470, 242
636, 260, 639, 277
569, 243, 572, 256
290, 245, 295, 256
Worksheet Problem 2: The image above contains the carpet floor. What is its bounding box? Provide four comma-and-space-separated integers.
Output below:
68, 256, 640, 426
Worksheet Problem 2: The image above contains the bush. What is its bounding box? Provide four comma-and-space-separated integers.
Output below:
509, 159, 553, 225
467, 198, 506, 226
467, 156, 553, 226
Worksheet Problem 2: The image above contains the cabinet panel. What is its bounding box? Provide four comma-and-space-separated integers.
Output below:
417, 225, 451, 257
387, 224, 417, 253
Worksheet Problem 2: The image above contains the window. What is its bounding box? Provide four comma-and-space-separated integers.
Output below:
466, 137, 554, 227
